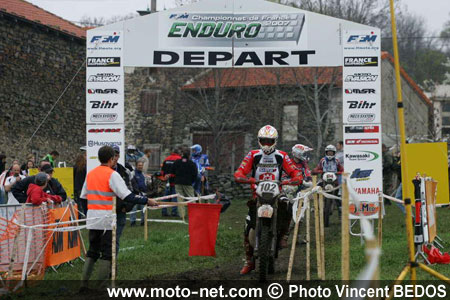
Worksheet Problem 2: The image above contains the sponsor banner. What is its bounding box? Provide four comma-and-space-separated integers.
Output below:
46, 205, 81, 267
344, 56, 378, 67
150, 49, 317, 67
86, 31, 124, 126
343, 32, 380, 51
87, 57, 121, 67
86, 124, 125, 171
86, 99, 124, 124
343, 124, 383, 219
87, 72, 121, 82
160, 12, 307, 48
87, 32, 122, 52
342, 29, 380, 124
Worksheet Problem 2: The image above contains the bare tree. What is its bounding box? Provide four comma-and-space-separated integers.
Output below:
78, 13, 138, 27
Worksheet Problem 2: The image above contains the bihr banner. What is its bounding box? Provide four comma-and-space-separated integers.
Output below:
342, 29, 383, 220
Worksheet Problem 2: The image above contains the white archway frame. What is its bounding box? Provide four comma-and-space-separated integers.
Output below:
86, 0, 382, 219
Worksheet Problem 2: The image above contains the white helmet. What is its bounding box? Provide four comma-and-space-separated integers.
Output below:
258, 125, 278, 155
325, 144, 336, 160
292, 144, 313, 161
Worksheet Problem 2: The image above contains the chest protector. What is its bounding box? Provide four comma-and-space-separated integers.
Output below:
322, 158, 338, 173
252, 151, 284, 181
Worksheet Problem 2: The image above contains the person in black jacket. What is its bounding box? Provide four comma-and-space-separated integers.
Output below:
172, 147, 197, 220
111, 145, 145, 253
12, 163, 67, 203
74, 149, 87, 216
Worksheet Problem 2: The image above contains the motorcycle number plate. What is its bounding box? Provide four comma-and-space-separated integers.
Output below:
258, 204, 274, 218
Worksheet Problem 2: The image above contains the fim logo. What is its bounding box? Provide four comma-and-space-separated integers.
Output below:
347, 34, 377, 43
350, 168, 373, 181
90, 34, 120, 43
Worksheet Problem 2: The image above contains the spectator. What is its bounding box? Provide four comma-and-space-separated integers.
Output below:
20, 153, 35, 174
172, 147, 198, 220
160, 147, 182, 217
43, 150, 59, 168
130, 160, 148, 226
335, 141, 344, 166
0, 154, 6, 204
12, 163, 66, 203
110, 144, 138, 250
382, 144, 395, 205
142, 149, 151, 174
4, 163, 26, 204
125, 145, 144, 171
22, 160, 35, 176
190, 144, 210, 195
0, 159, 18, 198
26, 172, 62, 205
74, 148, 87, 216
0, 154, 6, 174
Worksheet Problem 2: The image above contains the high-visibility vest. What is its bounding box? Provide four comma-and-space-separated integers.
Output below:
86, 165, 115, 211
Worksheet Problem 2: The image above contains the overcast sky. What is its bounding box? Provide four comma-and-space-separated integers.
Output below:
26, 0, 450, 33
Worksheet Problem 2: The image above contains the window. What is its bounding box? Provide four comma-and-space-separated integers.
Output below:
443, 117, 450, 126
140, 90, 159, 116
442, 102, 450, 113
282, 105, 299, 142
442, 127, 450, 137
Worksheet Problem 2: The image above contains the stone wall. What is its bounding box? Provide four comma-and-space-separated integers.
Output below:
0, 15, 86, 165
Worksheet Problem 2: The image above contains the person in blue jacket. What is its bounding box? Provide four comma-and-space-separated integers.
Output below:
190, 144, 210, 195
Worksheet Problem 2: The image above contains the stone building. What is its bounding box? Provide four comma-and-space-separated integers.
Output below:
123, 52, 432, 172
0, 0, 86, 165
0, 1, 432, 173
429, 84, 450, 140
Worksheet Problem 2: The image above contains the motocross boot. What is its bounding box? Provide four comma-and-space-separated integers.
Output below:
240, 235, 255, 275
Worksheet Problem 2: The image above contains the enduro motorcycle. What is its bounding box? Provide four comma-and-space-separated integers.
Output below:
319, 172, 340, 227
251, 180, 286, 282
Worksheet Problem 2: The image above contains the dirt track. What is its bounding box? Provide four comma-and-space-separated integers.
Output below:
157, 240, 311, 281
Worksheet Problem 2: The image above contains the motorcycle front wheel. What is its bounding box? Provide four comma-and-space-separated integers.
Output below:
258, 219, 272, 282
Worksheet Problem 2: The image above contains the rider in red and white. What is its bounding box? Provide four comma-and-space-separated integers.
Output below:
234, 125, 302, 275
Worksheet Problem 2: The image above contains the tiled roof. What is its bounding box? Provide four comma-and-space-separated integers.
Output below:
0, 0, 86, 39
183, 67, 343, 89
381, 51, 431, 106
183, 51, 431, 107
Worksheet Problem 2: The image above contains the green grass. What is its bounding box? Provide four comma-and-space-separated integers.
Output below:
43, 200, 450, 280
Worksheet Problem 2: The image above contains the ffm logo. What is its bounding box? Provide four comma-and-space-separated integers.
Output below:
347, 34, 377, 43
90, 35, 120, 43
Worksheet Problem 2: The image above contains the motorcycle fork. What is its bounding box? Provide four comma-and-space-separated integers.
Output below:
254, 200, 278, 258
